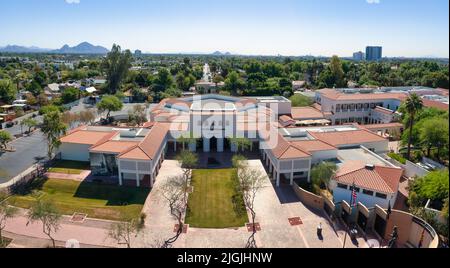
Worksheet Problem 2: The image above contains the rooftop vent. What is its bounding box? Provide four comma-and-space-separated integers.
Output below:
365, 164, 375, 170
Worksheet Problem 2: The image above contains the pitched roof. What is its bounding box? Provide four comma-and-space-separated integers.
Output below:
308, 129, 386, 147
291, 140, 337, 153
119, 123, 169, 161
90, 141, 139, 154
422, 99, 449, 111
334, 161, 403, 194
291, 107, 324, 120
363, 123, 404, 130
270, 133, 310, 159
60, 130, 116, 145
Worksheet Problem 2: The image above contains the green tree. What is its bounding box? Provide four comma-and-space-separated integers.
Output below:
21, 118, 39, 134
0, 79, 17, 104
103, 44, 133, 94
61, 87, 79, 104
311, 161, 338, 194
41, 111, 68, 159
224, 71, 245, 96
26, 81, 43, 97
228, 137, 252, 152
290, 94, 314, 107
152, 68, 174, 94
411, 170, 449, 202
0, 131, 13, 150
27, 199, 62, 248
404, 93, 424, 160
96, 95, 123, 119
419, 118, 449, 159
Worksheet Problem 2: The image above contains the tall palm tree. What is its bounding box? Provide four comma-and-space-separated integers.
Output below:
404, 93, 423, 160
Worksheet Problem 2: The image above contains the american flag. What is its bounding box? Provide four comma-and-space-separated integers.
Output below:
351, 183, 358, 207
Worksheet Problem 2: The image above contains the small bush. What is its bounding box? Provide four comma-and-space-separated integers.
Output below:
388, 152, 407, 165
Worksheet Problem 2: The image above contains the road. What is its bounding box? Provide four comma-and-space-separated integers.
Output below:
0, 98, 95, 184
202, 63, 211, 82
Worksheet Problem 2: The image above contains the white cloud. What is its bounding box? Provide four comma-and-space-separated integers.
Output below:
366, 0, 380, 4
65, 0, 80, 4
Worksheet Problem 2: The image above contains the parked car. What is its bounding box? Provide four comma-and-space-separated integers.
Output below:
5, 121, 14, 128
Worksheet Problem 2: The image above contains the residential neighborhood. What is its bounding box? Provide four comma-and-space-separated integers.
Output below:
0, 0, 448, 256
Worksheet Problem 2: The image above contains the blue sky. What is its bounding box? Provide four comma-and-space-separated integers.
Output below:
0, 0, 448, 57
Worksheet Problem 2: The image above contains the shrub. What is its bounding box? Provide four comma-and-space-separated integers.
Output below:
388, 152, 407, 165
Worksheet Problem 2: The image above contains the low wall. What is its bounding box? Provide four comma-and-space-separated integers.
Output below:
380, 209, 439, 248
292, 183, 324, 211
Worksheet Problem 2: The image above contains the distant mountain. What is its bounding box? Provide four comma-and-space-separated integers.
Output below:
212, 51, 232, 56
52, 42, 109, 54
0, 45, 51, 53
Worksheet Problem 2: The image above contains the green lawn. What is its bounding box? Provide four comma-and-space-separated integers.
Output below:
185, 169, 248, 228
48, 160, 91, 175
8, 179, 149, 221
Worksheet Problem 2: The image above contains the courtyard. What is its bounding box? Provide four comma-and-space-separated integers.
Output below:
185, 169, 247, 228
135, 160, 362, 248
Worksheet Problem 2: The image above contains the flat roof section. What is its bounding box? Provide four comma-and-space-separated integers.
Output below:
337, 148, 390, 167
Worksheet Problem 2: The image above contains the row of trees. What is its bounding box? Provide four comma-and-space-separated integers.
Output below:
399, 93, 449, 163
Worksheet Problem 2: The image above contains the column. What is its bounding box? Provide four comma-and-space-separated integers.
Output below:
217, 138, 224, 153
135, 162, 140, 187
118, 161, 123, 186
290, 171, 294, 186
203, 138, 210, 153
276, 172, 280, 187
174, 140, 177, 152
189, 141, 196, 152
150, 173, 154, 188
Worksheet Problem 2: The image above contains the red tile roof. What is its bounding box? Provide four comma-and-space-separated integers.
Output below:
363, 123, 404, 130
270, 133, 310, 159
90, 141, 140, 154
291, 107, 324, 120
308, 129, 387, 147
291, 140, 337, 152
60, 130, 116, 145
334, 161, 403, 194
422, 99, 449, 111
119, 123, 169, 161
319, 88, 408, 101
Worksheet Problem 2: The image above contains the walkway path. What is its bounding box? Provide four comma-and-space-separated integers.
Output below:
3, 208, 118, 248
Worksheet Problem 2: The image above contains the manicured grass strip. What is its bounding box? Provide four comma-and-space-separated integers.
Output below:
48, 160, 91, 175
185, 169, 248, 228
8, 179, 149, 221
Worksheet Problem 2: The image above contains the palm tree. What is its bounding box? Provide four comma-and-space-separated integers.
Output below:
404, 93, 423, 160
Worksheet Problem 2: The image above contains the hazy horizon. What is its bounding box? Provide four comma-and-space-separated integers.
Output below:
1, 0, 449, 58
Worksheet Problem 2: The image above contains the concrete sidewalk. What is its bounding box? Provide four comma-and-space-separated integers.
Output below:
4, 209, 119, 248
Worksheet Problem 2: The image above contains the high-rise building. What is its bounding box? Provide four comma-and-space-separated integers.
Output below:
366, 46, 382, 61
353, 51, 365, 61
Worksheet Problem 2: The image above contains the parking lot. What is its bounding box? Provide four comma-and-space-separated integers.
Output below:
0, 131, 48, 184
